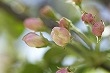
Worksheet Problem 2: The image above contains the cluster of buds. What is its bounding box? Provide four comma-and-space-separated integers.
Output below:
51, 17, 71, 47
23, 5, 72, 47
23, 17, 49, 48
82, 12, 104, 37
23, 5, 57, 48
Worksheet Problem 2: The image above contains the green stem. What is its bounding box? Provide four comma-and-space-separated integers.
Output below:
66, 43, 86, 57
70, 23, 93, 50
95, 40, 100, 52
71, 41, 89, 54
66, 42, 92, 63
95, 36, 101, 52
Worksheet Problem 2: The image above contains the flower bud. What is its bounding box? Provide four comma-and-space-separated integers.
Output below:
82, 12, 95, 25
56, 67, 70, 73
23, 32, 48, 48
92, 21, 104, 36
51, 27, 71, 47
24, 18, 45, 31
58, 17, 70, 30
40, 5, 56, 19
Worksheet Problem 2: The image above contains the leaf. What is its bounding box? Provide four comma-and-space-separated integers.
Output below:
44, 46, 67, 63
43, 46, 68, 72
21, 62, 43, 73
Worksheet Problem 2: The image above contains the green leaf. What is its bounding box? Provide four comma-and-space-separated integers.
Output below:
21, 62, 43, 73
43, 46, 68, 72
44, 47, 68, 63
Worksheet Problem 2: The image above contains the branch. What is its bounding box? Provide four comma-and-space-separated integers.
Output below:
0, 1, 28, 21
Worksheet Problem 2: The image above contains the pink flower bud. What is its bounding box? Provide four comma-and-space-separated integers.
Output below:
51, 27, 71, 47
92, 21, 104, 36
56, 67, 70, 73
82, 12, 95, 25
40, 5, 56, 18
24, 18, 45, 31
23, 32, 48, 48
58, 17, 70, 30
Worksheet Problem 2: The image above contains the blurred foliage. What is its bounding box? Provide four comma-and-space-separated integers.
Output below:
0, 8, 24, 38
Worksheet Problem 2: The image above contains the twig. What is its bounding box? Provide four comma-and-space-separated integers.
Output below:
0, 1, 28, 21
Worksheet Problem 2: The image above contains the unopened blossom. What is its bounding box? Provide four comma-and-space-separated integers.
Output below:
56, 67, 70, 73
92, 21, 104, 36
23, 32, 48, 48
24, 18, 45, 31
51, 27, 71, 47
40, 5, 56, 18
82, 12, 95, 25
58, 17, 70, 30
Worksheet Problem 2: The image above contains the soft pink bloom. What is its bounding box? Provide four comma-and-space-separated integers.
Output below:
58, 17, 70, 30
82, 13, 95, 25
92, 21, 104, 36
56, 68, 69, 73
23, 32, 48, 48
24, 18, 45, 31
51, 27, 71, 47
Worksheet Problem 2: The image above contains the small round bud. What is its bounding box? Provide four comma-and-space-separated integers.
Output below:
24, 18, 45, 31
51, 27, 71, 47
58, 17, 70, 30
82, 12, 95, 25
92, 21, 104, 36
23, 32, 48, 48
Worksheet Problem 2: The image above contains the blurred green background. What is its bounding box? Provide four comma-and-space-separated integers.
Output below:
0, 0, 110, 73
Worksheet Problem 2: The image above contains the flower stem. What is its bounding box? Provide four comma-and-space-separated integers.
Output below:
70, 23, 93, 50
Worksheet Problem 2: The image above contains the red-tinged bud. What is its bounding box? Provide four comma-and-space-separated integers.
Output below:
56, 67, 70, 73
22, 32, 48, 48
58, 17, 70, 30
24, 18, 45, 31
82, 12, 95, 25
51, 27, 71, 47
92, 21, 104, 36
